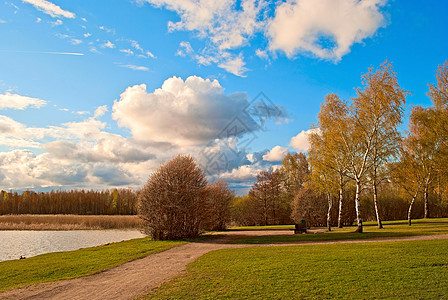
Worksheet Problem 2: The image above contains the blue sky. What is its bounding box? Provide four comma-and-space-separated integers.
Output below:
0, 0, 447, 193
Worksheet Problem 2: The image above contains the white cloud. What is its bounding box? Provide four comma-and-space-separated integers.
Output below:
120, 49, 134, 55
93, 105, 108, 118
22, 0, 75, 18
218, 53, 248, 77
83, 33, 91, 38
146, 0, 265, 50
56, 33, 70, 39
112, 76, 258, 146
263, 145, 288, 161
99, 26, 115, 34
81, 17, 87, 22
142, 0, 266, 76
101, 40, 115, 48
0, 20, 6, 24
145, 51, 155, 58
73, 111, 89, 115
267, 0, 386, 60
50, 19, 63, 26
70, 39, 82, 45
220, 164, 261, 181
255, 49, 268, 60
118, 64, 149, 71
89, 47, 101, 54
0, 92, 47, 110
289, 128, 320, 152
36, 17, 41, 23
176, 41, 194, 57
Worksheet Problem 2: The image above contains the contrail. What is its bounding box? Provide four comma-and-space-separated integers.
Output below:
0, 50, 84, 56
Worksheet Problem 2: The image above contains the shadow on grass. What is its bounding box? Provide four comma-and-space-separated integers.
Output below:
231, 222, 448, 244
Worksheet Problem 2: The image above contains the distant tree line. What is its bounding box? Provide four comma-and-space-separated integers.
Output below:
232, 61, 448, 231
0, 189, 138, 215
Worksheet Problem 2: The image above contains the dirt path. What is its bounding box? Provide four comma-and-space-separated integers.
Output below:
2, 232, 448, 300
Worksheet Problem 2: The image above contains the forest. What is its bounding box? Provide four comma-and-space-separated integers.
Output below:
1, 61, 447, 234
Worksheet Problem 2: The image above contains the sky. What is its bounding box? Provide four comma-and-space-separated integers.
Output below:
0, 0, 447, 194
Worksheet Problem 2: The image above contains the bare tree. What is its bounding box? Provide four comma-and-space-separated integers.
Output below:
138, 155, 207, 240
291, 182, 327, 227
202, 181, 234, 231
249, 168, 283, 225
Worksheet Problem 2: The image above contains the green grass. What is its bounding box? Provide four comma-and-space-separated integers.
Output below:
364, 218, 448, 226
226, 224, 295, 231
147, 239, 448, 299
232, 222, 448, 244
0, 238, 185, 291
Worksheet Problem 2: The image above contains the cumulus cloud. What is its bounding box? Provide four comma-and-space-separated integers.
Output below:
289, 128, 320, 151
263, 145, 288, 161
267, 0, 386, 60
219, 164, 261, 181
22, 0, 75, 19
0, 92, 47, 110
93, 105, 108, 118
142, 0, 387, 74
0, 111, 158, 189
112, 76, 258, 146
145, 0, 264, 50
141, 0, 266, 76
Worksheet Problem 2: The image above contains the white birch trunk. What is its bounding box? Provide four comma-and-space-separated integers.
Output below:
354, 181, 363, 233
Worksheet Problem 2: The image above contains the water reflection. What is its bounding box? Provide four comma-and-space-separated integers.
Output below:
0, 230, 146, 262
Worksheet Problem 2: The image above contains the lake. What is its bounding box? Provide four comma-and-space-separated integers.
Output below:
0, 230, 146, 262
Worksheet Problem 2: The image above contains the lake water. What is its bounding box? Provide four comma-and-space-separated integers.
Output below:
0, 230, 146, 262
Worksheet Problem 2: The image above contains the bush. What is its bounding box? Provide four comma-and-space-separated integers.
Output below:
291, 183, 327, 227
201, 181, 234, 231
138, 155, 207, 240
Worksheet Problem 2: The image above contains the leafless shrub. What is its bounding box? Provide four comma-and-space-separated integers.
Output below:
291, 183, 327, 227
202, 181, 234, 231
138, 155, 207, 240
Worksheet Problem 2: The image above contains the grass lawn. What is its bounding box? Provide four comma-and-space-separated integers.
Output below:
226, 225, 295, 231
146, 239, 448, 299
0, 238, 185, 291
232, 222, 448, 244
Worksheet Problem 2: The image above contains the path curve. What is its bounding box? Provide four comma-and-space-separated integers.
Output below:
1, 232, 447, 300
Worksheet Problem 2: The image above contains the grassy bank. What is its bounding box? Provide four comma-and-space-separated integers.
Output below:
147, 239, 448, 299
0, 237, 184, 291
0, 214, 141, 230
232, 221, 448, 244
226, 224, 294, 231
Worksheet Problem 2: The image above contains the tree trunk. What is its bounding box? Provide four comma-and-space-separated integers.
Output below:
327, 192, 332, 232
338, 186, 343, 228
408, 195, 417, 226
424, 182, 430, 219
373, 179, 383, 229
354, 181, 363, 233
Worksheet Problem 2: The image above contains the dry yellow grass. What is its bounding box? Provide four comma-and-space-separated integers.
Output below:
0, 215, 142, 230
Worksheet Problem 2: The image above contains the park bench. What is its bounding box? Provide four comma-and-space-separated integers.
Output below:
292, 220, 307, 234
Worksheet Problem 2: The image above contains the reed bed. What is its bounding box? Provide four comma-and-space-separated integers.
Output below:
0, 215, 142, 230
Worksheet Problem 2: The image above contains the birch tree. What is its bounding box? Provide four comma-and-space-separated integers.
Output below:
308, 93, 350, 229
344, 62, 406, 232
390, 137, 426, 225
